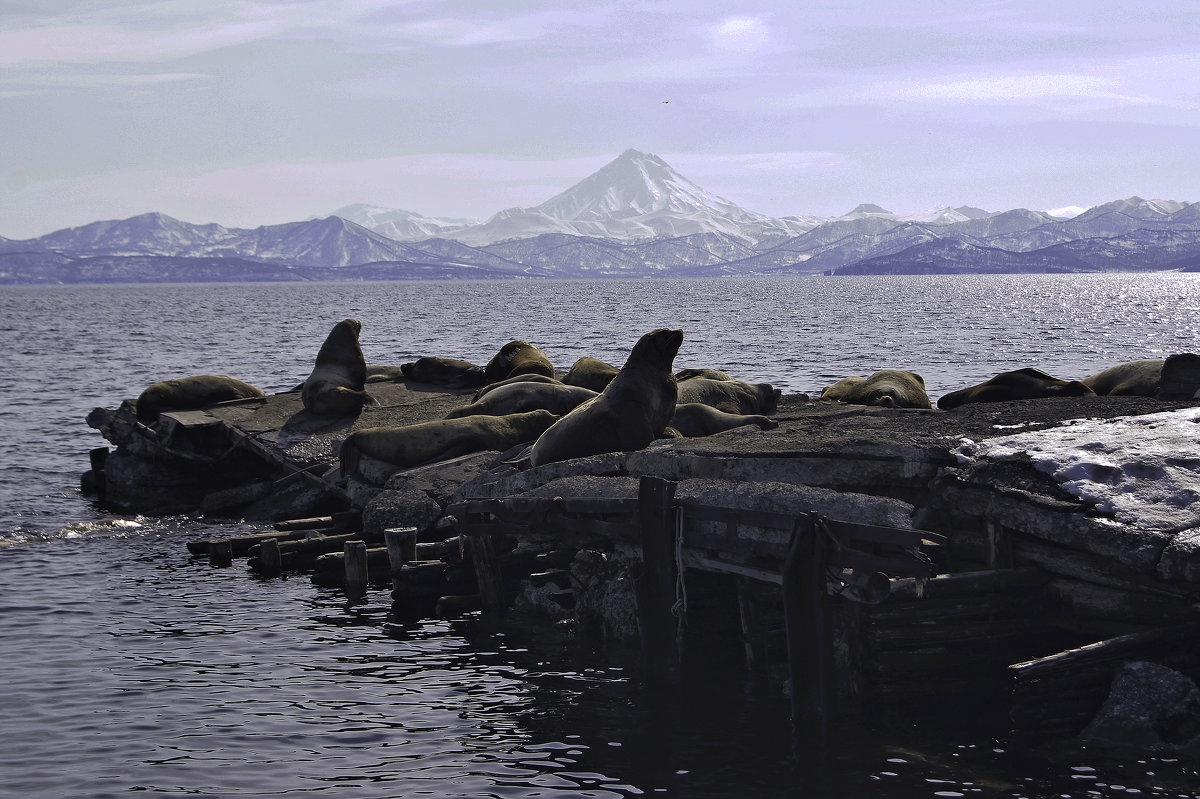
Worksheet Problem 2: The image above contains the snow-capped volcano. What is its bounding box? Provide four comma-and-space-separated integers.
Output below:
533, 149, 761, 223
443, 149, 814, 245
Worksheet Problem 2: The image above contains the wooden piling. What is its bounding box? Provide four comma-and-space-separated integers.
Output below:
469, 532, 507, 614
209, 537, 233, 568
258, 537, 282, 577
637, 475, 680, 685
344, 540, 368, 594
385, 528, 418, 574
782, 514, 834, 755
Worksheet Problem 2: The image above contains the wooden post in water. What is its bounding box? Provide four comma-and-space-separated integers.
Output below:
782, 513, 834, 756
637, 475, 680, 685
385, 527, 418, 591
209, 538, 233, 568
344, 540, 368, 594
469, 532, 507, 615
259, 537, 282, 577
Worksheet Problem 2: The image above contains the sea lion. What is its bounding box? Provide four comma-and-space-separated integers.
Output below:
365, 365, 408, 383
675, 368, 734, 382
563, 357, 620, 392
1081, 359, 1164, 397
483, 341, 555, 384
471, 373, 563, 402
676, 377, 780, 415
820, 369, 932, 409
667, 403, 778, 437
446, 381, 598, 419
302, 318, 369, 416
136, 375, 265, 421
400, 357, 486, 388
340, 409, 559, 479
1158, 353, 1200, 400
529, 328, 684, 468
937, 368, 1094, 410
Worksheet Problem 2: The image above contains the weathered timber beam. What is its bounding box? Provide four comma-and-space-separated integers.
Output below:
1009, 623, 1200, 680
886, 567, 1049, 601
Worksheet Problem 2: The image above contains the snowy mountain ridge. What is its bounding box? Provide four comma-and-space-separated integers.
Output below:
0, 149, 1196, 281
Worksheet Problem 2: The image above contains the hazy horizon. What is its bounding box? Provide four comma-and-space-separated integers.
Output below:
2, 1, 1198, 239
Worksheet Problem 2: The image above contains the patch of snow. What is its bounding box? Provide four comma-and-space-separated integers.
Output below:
955, 408, 1200, 531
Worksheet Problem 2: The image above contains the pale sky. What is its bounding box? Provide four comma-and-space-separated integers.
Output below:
2, 0, 1198, 239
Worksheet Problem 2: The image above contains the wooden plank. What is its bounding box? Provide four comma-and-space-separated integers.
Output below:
275, 515, 335, 531
681, 503, 796, 531
685, 553, 782, 585
682, 525, 789, 561
637, 476, 680, 685
887, 567, 1048, 601
1010, 623, 1200, 680
829, 548, 935, 579
820, 516, 947, 548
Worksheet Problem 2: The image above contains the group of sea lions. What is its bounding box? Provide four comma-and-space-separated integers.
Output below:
818, 355, 1200, 411
342, 326, 781, 479
133, 317, 1200, 485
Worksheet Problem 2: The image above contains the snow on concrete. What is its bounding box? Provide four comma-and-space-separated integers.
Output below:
955, 407, 1200, 532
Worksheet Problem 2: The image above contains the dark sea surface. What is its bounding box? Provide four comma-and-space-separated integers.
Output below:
2, 275, 1199, 798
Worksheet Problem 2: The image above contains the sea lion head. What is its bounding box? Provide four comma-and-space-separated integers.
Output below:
626, 328, 684, 371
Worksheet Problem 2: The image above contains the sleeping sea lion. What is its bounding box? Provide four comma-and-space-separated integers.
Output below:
446, 381, 598, 419
675, 368, 734, 382
340, 409, 559, 479
365, 365, 407, 383
1081, 359, 1164, 397
563, 357, 620, 392
667, 403, 778, 437
400, 357, 486, 388
483, 341, 555, 384
529, 328, 684, 468
471, 373, 562, 402
820, 369, 932, 409
676, 377, 780, 415
937, 368, 1094, 410
136, 375, 265, 421
302, 318, 369, 416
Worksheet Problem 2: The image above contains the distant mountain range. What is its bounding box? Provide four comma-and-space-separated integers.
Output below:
2, 149, 1198, 283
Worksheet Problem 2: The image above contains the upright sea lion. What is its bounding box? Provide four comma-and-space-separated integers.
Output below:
136, 375, 265, 421
676, 377, 780, 415
667, 403, 778, 437
340, 409, 559, 479
563, 357, 620, 392
446, 381, 598, 419
937, 368, 1094, 410
675, 368, 734, 382
1158, 353, 1200, 400
529, 328, 684, 468
483, 341, 555, 384
1081, 359, 1164, 397
302, 318, 369, 416
820, 369, 932, 409
401, 357, 486, 388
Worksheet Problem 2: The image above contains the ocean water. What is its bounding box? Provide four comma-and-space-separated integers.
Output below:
1, 274, 1199, 798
